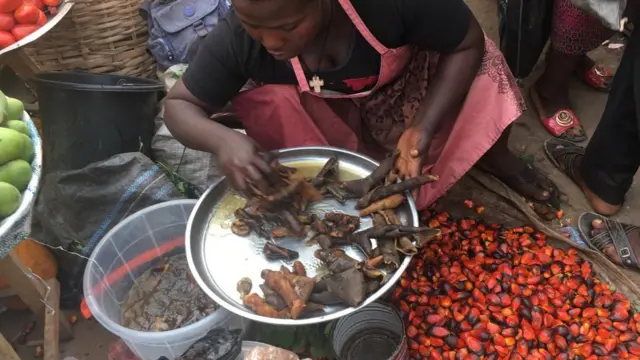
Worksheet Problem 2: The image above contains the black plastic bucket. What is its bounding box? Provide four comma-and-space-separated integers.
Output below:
34, 71, 165, 174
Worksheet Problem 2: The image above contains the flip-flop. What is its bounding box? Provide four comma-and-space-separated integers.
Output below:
543, 138, 584, 186
530, 86, 587, 143
578, 212, 640, 268
579, 63, 613, 92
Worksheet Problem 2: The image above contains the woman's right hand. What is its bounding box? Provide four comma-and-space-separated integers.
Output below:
217, 130, 275, 191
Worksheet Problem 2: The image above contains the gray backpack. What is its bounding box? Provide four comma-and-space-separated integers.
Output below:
140, 0, 231, 70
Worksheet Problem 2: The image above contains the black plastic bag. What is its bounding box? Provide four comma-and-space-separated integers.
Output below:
33, 152, 185, 307
498, 0, 554, 79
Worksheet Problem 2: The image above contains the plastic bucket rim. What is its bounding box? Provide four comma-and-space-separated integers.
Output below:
34, 72, 164, 92
83, 199, 230, 343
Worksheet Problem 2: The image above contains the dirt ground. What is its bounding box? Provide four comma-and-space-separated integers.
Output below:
1, 0, 638, 358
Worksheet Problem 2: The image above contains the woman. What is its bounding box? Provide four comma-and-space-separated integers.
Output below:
164, 0, 555, 210
530, 0, 614, 142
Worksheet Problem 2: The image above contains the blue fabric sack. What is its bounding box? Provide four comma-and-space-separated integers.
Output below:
140, 0, 230, 70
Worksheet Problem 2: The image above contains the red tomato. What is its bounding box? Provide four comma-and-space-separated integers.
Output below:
35, 9, 45, 25
24, 0, 44, 10
11, 23, 40, 40
0, 30, 15, 48
0, 0, 23, 13
0, 12, 14, 31
43, 0, 58, 6
14, 3, 41, 24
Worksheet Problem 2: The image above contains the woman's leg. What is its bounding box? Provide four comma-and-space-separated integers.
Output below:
480, 126, 554, 202
532, 0, 613, 141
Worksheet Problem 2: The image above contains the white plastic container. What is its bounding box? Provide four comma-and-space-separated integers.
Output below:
83, 200, 245, 360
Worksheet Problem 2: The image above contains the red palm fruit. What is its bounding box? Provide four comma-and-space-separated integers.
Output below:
611, 308, 630, 322
487, 294, 501, 306
628, 342, 640, 356
465, 336, 483, 355
502, 328, 518, 337
613, 322, 628, 332
582, 307, 597, 318
620, 332, 638, 343
493, 334, 506, 347
604, 339, 617, 353
554, 335, 568, 350
573, 296, 588, 308
506, 315, 519, 328
431, 337, 445, 347
428, 326, 450, 338
539, 329, 553, 344
427, 314, 445, 324
521, 319, 536, 341
516, 339, 529, 356
486, 322, 501, 335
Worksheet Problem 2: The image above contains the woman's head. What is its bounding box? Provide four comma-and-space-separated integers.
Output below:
233, 0, 325, 60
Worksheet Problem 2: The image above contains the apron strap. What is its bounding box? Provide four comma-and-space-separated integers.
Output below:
289, 0, 389, 91
336, 0, 388, 54
290, 57, 311, 92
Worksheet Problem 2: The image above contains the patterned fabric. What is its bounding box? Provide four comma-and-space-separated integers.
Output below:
0, 113, 43, 259
551, 0, 614, 55
362, 40, 526, 151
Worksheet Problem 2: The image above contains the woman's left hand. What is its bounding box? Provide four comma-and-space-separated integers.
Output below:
395, 126, 430, 181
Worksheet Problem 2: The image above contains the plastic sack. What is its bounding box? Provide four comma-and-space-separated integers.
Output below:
570, 0, 627, 31
498, 0, 554, 79
0, 112, 43, 259
32, 152, 184, 304
244, 346, 299, 360
176, 329, 242, 360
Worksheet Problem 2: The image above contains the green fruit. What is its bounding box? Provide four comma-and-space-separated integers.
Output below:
0, 91, 7, 125
0, 127, 34, 165
0, 160, 32, 191
0, 182, 20, 218
6, 97, 23, 120
6, 120, 28, 135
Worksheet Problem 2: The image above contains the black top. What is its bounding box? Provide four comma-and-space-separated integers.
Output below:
183, 0, 471, 109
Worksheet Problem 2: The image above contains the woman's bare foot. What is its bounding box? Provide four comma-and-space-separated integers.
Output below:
544, 139, 622, 216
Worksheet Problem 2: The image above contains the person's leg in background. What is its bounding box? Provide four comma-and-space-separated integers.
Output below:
531, 0, 613, 142
545, 23, 640, 216
579, 27, 640, 214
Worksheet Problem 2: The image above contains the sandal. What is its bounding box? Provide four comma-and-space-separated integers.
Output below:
579, 63, 613, 92
543, 138, 584, 185
578, 212, 640, 268
530, 86, 587, 143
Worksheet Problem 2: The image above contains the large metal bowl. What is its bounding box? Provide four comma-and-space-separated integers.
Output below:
186, 146, 419, 325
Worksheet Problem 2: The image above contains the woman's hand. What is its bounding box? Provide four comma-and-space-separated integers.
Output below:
395, 126, 431, 180
218, 130, 274, 191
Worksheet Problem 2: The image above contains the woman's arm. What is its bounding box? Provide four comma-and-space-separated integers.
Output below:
163, 16, 274, 189
411, 15, 485, 139
164, 80, 239, 155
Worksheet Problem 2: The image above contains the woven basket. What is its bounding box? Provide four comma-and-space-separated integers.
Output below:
24, 0, 156, 79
